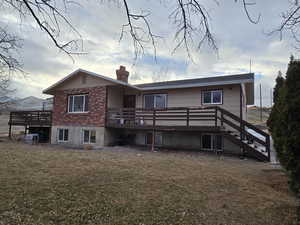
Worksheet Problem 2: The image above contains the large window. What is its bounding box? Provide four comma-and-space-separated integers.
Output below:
58, 128, 68, 142
144, 94, 167, 109
83, 130, 96, 144
202, 90, 222, 105
68, 94, 89, 113
201, 134, 222, 151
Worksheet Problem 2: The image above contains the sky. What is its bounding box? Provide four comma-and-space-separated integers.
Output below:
0, 0, 297, 106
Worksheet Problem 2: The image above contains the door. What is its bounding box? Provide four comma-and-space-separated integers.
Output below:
123, 95, 136, 108
123, 95, 136, 125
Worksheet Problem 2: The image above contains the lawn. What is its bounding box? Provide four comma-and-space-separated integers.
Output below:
0, 141, 298, 225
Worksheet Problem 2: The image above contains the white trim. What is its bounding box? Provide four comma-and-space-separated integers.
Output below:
57, 128, 69, 142
139, 79, 254, 91
82, 129, 96, 144
202, 90, 222, 105
68, 94, 88, 113
241, 83, 247, 107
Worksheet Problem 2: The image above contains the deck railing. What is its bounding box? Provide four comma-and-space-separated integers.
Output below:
106, 106, 219, 128
106, 106, 270, 161
9, 110, 52, 126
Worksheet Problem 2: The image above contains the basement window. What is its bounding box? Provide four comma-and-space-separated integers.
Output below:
83, 130, 96, 144
68, 94, 89, 113
145, 132, 163, 146
202, 90, 222, 105
58, 128, 68, 142
201, 134, 222, 151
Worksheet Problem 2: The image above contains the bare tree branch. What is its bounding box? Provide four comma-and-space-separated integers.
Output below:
120, 0, 161, 60
268, 2, 300, 47
235, 0, 261, 24
0, 27, 21, 98
3, 0, 84, 57
169, 0, 218, 59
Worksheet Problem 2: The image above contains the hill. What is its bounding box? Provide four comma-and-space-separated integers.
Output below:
0, 96, 53, 112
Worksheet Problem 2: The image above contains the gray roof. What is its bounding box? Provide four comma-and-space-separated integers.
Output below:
136, 73, 254, 90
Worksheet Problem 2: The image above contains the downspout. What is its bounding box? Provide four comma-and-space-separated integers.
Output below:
240, 84, 245, 158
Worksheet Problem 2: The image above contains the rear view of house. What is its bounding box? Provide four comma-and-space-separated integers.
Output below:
9, 66, 270, 161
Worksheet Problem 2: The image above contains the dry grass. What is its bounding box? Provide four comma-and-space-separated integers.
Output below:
0, 141, 298, 225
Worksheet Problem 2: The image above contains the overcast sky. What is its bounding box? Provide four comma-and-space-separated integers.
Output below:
0, 0, 296, 106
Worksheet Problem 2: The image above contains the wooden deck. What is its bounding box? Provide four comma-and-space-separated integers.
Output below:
8, 111, 52, 126
106, 106, 271, 161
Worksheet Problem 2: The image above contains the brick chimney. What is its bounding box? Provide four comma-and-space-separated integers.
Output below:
116, 65, 129, 83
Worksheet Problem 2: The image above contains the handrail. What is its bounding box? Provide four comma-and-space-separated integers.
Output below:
215, 106, 270, 161
106, 106, 271, 161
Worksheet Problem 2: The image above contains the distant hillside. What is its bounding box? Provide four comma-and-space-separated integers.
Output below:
0, 96, 53, 112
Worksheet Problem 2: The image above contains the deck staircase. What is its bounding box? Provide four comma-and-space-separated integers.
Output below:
217, 107, 270, 162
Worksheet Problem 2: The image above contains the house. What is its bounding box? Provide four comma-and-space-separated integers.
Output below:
9, 66, 271, 161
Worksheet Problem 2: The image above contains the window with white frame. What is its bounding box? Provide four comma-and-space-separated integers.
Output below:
202, 90, 222, 104
68, 94, 89, 113
144, 94, 167, 109
58, 128, 68, 142
201, 134, 222, 151
83, 130, 96, 144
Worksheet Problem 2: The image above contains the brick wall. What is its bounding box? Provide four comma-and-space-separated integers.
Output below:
52, 86, 106, 127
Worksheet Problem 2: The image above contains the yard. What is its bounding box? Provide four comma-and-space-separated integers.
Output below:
0, 141, 298, 225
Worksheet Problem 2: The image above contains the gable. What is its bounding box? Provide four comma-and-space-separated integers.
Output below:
55, 71, 116, 90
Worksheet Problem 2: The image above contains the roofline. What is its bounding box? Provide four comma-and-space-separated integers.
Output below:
43, 68, 141, 94
139, 78, 254, 91
43, 70, 254, 94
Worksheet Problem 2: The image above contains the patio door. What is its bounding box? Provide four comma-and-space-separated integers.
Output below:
123, 95, 136, 108
123, 95, 136, 125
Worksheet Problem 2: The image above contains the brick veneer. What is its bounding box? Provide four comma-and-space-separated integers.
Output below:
52, 86, 106, 126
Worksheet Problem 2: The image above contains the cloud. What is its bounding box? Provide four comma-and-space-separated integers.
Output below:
0, 1, 297, 107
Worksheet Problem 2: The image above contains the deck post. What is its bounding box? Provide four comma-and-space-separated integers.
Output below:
186, 108, 190, 127
151, 109, 156, 151
239, 84, 245, 158
214, 107, 218, 127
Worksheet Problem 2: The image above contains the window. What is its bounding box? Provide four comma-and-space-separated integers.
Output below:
68, 94, 89, 113
144, 94, 167, 109
58, 128, 68, 142
83, 130, 96, 144
145, 132, 163, 146
201, 134, 222, 150
202, 90, 222, 104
